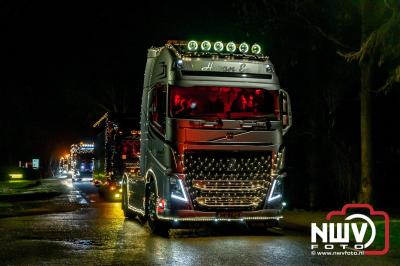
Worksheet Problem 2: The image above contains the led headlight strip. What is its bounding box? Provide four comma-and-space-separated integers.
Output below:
171, 179, 188, 202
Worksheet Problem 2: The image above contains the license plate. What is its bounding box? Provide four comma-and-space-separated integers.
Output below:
216, 212, 242, 218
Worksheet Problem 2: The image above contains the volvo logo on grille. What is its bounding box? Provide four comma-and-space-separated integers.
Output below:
225, 132, 235, 139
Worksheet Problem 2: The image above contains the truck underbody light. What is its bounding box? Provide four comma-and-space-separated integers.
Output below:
157, 215, 283, 222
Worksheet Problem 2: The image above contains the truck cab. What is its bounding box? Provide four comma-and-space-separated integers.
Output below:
70, 143, 94, 182
122, 40, 292, 234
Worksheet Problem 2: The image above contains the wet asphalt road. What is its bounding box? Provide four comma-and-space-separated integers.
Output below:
0, 179, 397, 265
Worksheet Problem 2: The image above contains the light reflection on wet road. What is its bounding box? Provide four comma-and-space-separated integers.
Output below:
0, 180, 397, 265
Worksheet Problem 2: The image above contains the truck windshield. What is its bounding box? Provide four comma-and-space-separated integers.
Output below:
121, 139, 140, 160
169, 86, 279, 120
76, 153, 94, 162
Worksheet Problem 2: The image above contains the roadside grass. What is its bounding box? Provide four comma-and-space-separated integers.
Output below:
350, 219, 400, 257
0, 180, 40, 194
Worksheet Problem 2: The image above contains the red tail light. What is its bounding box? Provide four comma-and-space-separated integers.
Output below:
157, 198, 166, 213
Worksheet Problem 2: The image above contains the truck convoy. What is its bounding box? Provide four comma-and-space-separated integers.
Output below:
93, 112, 140, 200
122, 40, 292, 234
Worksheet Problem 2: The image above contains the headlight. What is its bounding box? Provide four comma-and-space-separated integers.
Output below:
268, 179, 283, 202
170, 177, 188, 202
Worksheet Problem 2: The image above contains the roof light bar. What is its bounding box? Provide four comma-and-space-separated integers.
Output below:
175, 40, 263, 55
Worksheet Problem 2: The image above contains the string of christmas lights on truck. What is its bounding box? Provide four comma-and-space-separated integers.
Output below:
121, 39, 292, 234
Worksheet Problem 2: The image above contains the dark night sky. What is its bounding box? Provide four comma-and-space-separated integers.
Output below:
1, 1, 245, 164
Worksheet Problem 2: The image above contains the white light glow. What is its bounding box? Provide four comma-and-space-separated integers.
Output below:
171, 179, 188, 202
268, 180, 282, 202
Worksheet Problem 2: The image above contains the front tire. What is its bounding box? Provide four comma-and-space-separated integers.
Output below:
147, 182, 169, 236
122, 179, 135, 219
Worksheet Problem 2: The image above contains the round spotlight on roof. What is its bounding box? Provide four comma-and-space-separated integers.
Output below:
251, 43, 262, 55
187, 40, 198, 51
239, 42, 249, 53
213, 41, 224, 52
201, 40, 211, 51
226, 42, 237, 53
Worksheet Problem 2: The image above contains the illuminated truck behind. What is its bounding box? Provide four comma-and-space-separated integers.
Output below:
70, 142, 95, 181
93, 113, 140, 200
122, 40, 292, 234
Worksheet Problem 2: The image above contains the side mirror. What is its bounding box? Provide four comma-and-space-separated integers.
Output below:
280, 89, 292, 135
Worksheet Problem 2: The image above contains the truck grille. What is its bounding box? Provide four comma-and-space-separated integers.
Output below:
184, 151, 272, 210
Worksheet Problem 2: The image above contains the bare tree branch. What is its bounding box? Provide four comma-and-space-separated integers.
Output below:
377, 65, 400, 93
97, 103, 111, 112
299, 15, 356, 51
